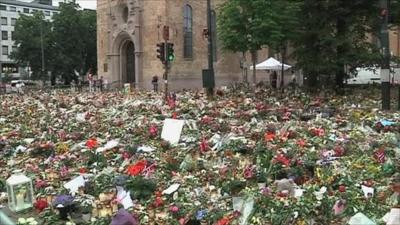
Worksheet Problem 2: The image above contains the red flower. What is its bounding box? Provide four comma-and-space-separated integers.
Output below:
264, 131, 275, 142
86, 138, 98, 149
127, 160, 147, 176
275, 154, 290, 167
338, 185, 346, 193
34, 199, 48, 212
311, 128, 325, 137
153, 196, 164, 208
334, 145, 345, 157
215, 217, 231, 225
172, 112, 178, 119
79, 167, 88, 174
296, 139, 306, 148
201, 116, 213, 125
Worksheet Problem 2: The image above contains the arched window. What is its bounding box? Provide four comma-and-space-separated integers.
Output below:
211, 10, 217, 61
183, 4, 193, 59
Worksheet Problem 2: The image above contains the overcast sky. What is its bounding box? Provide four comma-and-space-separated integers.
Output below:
53, 0, 97, 10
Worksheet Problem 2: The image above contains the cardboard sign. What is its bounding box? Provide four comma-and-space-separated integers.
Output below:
161, 119, 184, 145
64, 176, 85, 194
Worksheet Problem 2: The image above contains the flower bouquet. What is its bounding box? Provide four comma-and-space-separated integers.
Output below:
52, 194, 74, 220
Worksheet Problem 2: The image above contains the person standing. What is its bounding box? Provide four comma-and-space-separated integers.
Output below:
88, 69, 93, 92
99, 76, 104, 92
152, 76, 159, 92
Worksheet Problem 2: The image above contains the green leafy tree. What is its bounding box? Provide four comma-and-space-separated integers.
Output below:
51, 2, 97, 84
10, 12, 53, 82
293, 0, 381, 89
218, 0, 300, 85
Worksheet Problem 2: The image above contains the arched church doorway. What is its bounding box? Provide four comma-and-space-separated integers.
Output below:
120, 40, 135, 84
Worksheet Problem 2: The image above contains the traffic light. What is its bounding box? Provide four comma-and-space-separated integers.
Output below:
167, 43, 175, 62
156, 43, 165, 63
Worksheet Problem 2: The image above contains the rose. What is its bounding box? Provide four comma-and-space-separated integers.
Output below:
169, 205, 179, 213
34, 198, 48, 212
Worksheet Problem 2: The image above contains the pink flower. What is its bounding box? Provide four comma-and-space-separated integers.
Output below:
149, 124, 158, 137
35, 179, 48, 189
122, 151, 131, 160
200, 138, 209, 153
60, 166, 69, 178
243, 165, 255, 179
169, 205, 179, 213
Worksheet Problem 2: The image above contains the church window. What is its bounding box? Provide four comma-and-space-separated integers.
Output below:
183, 4, 193, 59
122, 6, 128, 23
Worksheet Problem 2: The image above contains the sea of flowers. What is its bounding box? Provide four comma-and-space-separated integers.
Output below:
0, 86, 399, 225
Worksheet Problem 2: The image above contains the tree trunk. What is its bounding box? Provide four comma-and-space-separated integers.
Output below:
281, 44, 286, 92
251, 50, 257, 85
242, 52, 248, 83
335, 15, 346, 89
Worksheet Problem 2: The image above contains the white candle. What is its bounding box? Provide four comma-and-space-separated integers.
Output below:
16, 193, 25, 209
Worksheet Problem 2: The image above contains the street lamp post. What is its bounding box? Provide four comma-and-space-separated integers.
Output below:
380, 0, 391, 110
40, 19, 45, 85
206, 0, 215, 96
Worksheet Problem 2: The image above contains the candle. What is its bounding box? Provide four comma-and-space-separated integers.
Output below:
99, 193, 107, 202
15, 193, 25, 209
111, 202, 118, 213
105, 206, 112, 216
92, 207, 98, 217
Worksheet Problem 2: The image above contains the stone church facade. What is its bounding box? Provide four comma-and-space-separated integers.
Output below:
97, 0, 243, 90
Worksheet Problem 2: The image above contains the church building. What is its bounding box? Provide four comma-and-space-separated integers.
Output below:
97, 0, 243, 90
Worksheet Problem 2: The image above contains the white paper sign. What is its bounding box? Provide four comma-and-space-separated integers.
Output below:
96, 139, 119, 153
116, 186, 134, 209
382, 208, 400, 225
361, 185, 374, 198
162, 183, 180, 195
137, 146, 155, 153
348, 212, 376, 225
232, 197, 254, 225
64, 176, 85, 194
161, 119, 185, 145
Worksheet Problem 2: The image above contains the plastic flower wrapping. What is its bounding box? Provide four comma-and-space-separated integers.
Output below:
0, 87, 399, 225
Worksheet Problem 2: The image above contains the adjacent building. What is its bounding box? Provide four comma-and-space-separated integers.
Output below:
0, 0, 59, 79
97, 0, 247, 91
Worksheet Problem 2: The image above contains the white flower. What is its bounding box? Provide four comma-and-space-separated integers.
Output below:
29, 221, 38, 225
26, 218, 35, 223
314, 186, 327, 200
18, 218, 27, 224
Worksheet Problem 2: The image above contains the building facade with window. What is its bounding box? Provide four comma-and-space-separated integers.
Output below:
97, 0, 243, 90
0, 0, 59, 79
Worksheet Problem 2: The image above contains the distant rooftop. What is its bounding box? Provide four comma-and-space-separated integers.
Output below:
0, 0, 59, 10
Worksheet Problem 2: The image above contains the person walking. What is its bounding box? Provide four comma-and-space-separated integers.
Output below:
87, 69, 93, 92
152, 76, 159, 92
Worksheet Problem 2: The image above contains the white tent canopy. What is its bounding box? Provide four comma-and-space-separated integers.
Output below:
251, 57, 292, 71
